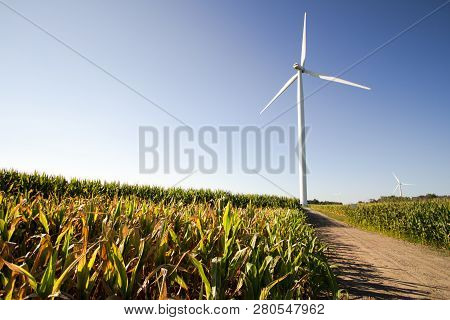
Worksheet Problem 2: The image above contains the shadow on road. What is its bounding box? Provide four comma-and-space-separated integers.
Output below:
306, 209, 437, 299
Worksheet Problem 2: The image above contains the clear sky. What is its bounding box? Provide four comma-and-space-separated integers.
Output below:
0, 0, 449, 203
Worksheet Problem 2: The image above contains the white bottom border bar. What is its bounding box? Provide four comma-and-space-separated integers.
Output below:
0, 300, 448, 320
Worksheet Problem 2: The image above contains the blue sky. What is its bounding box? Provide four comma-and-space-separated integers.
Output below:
0, 0, 449, 203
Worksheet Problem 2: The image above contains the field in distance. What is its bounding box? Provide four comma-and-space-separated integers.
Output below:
310, 197, 449, 250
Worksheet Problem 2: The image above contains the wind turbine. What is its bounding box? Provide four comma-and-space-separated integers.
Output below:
260, 13, 370, 206
392, 173, 414, 197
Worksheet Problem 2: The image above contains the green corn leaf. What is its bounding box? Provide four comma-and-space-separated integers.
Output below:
0, 257, 37, 292
173, 273, 188, 290
39, 210, 49, 234
111, 243, 128, 296
52, 252, 86, 296
259, 273, 289, 300
38, 250, 56, 298
4, 273, 17, 300
189, 254, 211, 300
222, 202, 232, 240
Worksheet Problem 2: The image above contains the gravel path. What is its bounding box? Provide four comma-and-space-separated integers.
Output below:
306, 209, 450, 299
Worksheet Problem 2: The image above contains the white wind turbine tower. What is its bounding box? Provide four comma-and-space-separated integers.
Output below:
392, 173, 414, 197
260, 13, 370, 206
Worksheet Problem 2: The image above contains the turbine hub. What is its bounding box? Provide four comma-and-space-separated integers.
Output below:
293, 63, 304, 72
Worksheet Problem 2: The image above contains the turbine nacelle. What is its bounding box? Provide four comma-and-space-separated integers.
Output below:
293, 63, 304, 72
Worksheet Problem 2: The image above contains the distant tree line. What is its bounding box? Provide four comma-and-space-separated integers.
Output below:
365, 194, 450, 203
308, 199, 342, 205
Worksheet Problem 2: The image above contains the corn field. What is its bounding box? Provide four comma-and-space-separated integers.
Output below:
0, 171, 338, 299
0, 170, 300, 210
311, 200, 450, 249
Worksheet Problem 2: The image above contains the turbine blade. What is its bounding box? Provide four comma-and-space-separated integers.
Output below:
300, 12, 307, 67
304, 69, 371, 90
392, 172, 400, 183
260, 73, 298, 114
402, 183, 414, 186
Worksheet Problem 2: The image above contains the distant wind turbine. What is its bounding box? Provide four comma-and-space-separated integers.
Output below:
392, 173, 414, 197
260, 13, 370, 206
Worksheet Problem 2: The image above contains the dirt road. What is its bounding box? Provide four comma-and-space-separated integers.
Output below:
306, 209, 450, 299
